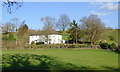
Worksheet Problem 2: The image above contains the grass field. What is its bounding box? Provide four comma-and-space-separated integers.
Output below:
2, 49, 118, 70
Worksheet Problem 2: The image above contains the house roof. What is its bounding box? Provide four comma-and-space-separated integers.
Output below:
30, 30, 61, 36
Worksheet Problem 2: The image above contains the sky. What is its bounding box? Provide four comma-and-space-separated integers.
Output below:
2, 2, 118, 30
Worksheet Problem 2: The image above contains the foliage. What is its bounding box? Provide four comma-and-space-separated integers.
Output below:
99, 41, 117, 50
57, 30, 63, 33
68, 20, 81, 44
107, 29, 118, 44
80, 15, 106, 47
18, 22, 28, 36
2, 44, 100, 49
2, 35, 8, 40
8, 33, 16, 42
99, 42, 109, 49
56, 14, 71, 31
108, 43, 117, 50
61, 32, 70, 41
36, 42, 44, 45
31, 41, 35, 45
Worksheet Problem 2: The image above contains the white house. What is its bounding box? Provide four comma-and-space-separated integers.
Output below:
29, 30, 64, 44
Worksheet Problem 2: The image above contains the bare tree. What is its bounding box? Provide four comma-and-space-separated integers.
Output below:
3, 0, 23, 14
41, 16, 56, 30
10, 18, 19, 31
2, 22, 16, 33
80, 15, 106, 47
56, 14, 71, 31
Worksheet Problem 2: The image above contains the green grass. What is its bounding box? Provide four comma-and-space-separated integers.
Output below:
2, 49, 118, 70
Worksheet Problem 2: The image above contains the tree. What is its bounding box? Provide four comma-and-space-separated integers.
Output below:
41, 16, 56, 30
18, 21, 28, 36
10, 18, 19, 32
8, 33, 15, 42
68, 20, 80, 44
2, 22, 16, 33
62, 31, 70, 41
17, 21, 29, 48
3, 0, 23, 14
106, 29, 118, 45
80, 15, 106, 47
56, 14, 71, 31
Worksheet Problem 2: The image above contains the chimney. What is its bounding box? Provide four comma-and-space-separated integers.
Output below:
38, 29, 40, 31
53, 28, 55, 30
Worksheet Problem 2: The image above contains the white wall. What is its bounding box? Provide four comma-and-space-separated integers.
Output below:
29, 35, 38, 44
48, 34, 62, 44
29, 35, 46, 44
29, 34, 63, 44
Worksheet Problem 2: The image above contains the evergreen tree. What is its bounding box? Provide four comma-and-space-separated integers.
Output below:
68, 20, 80, 44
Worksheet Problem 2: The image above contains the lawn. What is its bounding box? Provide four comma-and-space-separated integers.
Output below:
2, 49, 118, 70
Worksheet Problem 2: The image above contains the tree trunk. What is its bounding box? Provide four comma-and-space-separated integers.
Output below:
46, 35, 49, 44
63, 28, 65, 31
91, 39, 93, 48
90, 31, 96, 48
76, 30, 77, 44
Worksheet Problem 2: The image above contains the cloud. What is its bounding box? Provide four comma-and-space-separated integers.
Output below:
99, 3, 118, 12
91, 11, 111, 16
89, 2, 118, 16
89, 2, 104, 5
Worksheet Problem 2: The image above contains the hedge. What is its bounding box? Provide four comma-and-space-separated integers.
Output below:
2, 44, 101, 50
99, 42, 117, 50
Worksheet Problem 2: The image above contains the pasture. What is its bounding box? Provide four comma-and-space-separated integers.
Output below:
2, 49, 118, 71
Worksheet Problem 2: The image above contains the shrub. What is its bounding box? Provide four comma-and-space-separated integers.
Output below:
36, 45, 44, 48
99, 43, 109, 49
36, 42, 44, 45
24, 44, 30, 49
8, 33, 16, 42
31, 41, 35, 45
100, 42, 117, 51
108, 43, 117, 50
6, 46, 10, 49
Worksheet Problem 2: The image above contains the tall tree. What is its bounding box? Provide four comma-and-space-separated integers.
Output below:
80, 15, 106, 47
56, 14, 71, 31
41, 16, 56, 30
68, 20, 80, 44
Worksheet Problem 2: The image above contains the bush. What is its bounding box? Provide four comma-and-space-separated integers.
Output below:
108, 43, 117, 50
100, 43, 109, 49
36, 45, 44, 48
36, 42, 44, 45
100, 42, 117, 50
94, 41, 100, 45
8, 33, 16, 42
31, 41, 35, 45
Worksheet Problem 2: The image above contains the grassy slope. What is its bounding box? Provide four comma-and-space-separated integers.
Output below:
2, 49, 118, 70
